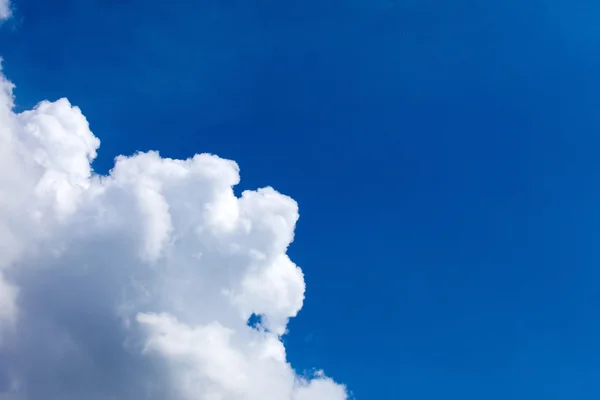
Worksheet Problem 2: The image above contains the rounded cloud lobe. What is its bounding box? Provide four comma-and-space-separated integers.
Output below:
0, 66, 348, 400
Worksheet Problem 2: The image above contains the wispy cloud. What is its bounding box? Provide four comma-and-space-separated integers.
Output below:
0, 0, 11, 21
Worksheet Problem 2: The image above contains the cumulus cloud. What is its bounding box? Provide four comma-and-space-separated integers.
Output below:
0, 0, 10, 21
0, 63, 348, 399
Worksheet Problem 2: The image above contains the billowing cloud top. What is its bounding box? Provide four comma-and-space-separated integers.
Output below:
0, 64, 348, 399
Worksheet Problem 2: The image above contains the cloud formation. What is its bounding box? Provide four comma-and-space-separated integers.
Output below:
0, 63, 348, 399
0, 0, 10, 21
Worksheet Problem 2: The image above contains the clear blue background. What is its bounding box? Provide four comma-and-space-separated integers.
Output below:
3, 0, 600, 398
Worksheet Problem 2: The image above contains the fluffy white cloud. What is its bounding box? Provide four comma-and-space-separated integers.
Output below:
0, 63, 348, 399
0, 0, 10, 21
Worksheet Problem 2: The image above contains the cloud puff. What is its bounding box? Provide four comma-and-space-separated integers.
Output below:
0, 0, 10, 21
0, 63, 348, 399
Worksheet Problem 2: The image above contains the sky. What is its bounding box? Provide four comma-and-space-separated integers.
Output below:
1, 0, 600, 399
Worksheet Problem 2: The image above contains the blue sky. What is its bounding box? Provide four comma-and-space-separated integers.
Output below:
2, 0, 600, 398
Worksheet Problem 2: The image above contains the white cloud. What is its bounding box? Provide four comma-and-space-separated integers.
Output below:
0, 62, 348, 399
0, 0, 10, 21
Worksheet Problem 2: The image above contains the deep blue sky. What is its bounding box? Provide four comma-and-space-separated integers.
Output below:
3, 0, 600, 398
